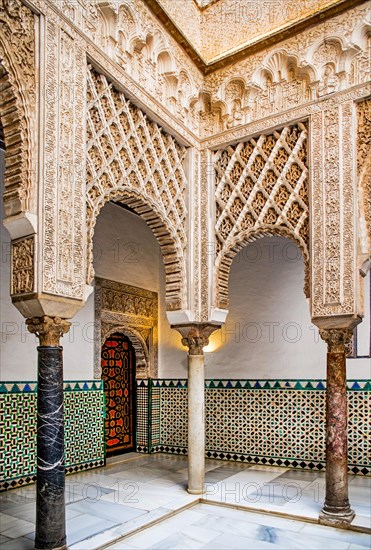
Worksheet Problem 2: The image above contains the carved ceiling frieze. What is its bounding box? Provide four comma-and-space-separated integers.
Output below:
201, 5, 370, 137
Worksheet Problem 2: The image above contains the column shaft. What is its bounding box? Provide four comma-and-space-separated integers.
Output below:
320, 329, 354, 528
187, 354, 205, 494
35, 346, 66, 550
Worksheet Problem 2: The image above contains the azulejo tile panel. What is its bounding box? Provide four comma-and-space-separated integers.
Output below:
0, 381, 105, 491
143, 379, 371, 475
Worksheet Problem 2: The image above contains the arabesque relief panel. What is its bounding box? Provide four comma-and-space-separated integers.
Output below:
94, 278, 158, 379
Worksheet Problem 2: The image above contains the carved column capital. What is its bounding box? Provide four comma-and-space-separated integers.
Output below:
172, 323, 221, 356
26, 316, 71, 346
319, 328, 353, 354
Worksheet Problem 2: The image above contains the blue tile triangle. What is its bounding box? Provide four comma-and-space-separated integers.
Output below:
316, 381, 325, 390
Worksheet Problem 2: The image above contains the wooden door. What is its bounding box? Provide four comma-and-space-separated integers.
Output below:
101, 333, 136, 455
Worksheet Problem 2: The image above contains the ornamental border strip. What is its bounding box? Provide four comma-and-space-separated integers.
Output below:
150, 445, 370, 475
0, 459, 105, 492
0, 380, 104, 393
137, 379, 371, 391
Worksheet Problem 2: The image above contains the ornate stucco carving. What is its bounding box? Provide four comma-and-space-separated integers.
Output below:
42, 17, 85, 301
26, 316, 71, 346
356, 98, 371, 256
311, 100, 357, 322
202, 5, 370, 138
213, 123, 310, 309
11, 236, 35, 295
0, 1, 36, 216
94, 278, 158, 379
86, 67, 188, 311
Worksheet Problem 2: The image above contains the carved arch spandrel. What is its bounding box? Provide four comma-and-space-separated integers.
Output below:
86, 67, 188, 312
213, 122, 310, 309
0, 1, 36, 217
215, 226, 309, 310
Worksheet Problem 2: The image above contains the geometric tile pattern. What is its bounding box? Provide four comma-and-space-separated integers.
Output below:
1, 393, 37, 483
64, 390, 105, 467
141, 379, 371, 475
151, 384, 161, 449
348, 391, 371, 468
205, 389, 326, 460
136, 379, 149, 452
160, 387, 188, 448
0, 381, 105, 491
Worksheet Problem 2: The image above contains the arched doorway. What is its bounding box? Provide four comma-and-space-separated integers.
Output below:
101, 332, 136, 456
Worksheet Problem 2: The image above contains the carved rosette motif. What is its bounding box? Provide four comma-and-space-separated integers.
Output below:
94, 278, 158, 379
11, 236, 35, 295
86, 67, 188, 311
213, 123, 309, 309
0, 1, 36, 216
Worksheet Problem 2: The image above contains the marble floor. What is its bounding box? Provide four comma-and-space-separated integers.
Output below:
0, 453, 370, 550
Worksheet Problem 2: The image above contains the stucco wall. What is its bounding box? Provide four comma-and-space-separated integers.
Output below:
1, 146, 369, 380
204, 236, 370, 380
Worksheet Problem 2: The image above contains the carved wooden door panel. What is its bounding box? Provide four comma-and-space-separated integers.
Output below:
101, 333, 136, 455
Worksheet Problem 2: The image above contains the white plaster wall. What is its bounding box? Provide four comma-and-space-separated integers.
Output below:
1, 142, 368, 381
204, 236, 369, 380
93, 202, 186, 377
0, 146, 95, 380
0, 148, 37, 380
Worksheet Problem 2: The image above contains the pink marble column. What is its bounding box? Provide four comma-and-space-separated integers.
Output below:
319, 328, 354, 528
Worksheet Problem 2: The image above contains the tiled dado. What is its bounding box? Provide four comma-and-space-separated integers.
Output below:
0, 381, 105, 491
136, 379, 371, 475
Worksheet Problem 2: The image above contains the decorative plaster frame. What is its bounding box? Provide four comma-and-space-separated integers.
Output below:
94, 277, 158, 379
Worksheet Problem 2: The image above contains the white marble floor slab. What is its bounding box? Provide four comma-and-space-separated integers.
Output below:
106, 503, 371, 550
2, 453, 370, 549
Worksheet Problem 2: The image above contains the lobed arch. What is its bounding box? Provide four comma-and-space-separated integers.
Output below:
215, 225, 310, 311
87, 188, 187, 312
86, 67, 189, 313
0, 3, 36, 219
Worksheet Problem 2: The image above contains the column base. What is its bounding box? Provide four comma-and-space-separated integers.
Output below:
35, 546, 67, 550
319, 506, 355, 529
187, 487, 204, 495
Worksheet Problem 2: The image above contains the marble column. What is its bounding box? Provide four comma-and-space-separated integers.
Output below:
172, 323, 221, 494
319, 328, 355, 528
26, 316, 71, 550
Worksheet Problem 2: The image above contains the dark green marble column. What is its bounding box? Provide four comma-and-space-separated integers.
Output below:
26, 317, 71, 550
